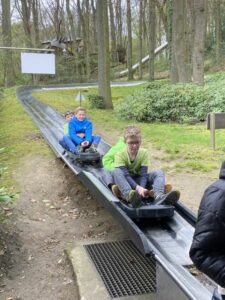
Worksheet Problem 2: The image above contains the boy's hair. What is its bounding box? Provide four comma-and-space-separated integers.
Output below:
75, 107, 86, 114
64, 111, 74, 117
124, 125, 141, 140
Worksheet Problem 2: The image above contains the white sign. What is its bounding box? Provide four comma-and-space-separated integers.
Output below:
21, 53, 55, 74
76, 91, 85, 102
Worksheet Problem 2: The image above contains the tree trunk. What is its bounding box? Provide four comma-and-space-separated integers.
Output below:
155, 0, 168, 40
32, 0, 40, 47
186, 0, 195, 79
148, 0, 156, 81
18, 0, 33, 47
192, 0, 206, 85
171, 0, 191, 83
115, 0, 122, 47
127, 0, 133, 80
166, 0, 173, 70
138, 0, 143, 79
66, 0, 79, 80
96, 0, 113, 108
1, 0, 15, 87
214, 0, 221, 65
90, 0, 97, 52
66, 0, 76, 43
84, 0, 90, 79
109, 0, 117, 63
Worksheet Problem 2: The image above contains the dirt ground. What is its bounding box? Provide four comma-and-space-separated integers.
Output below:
0, 142, 218, 299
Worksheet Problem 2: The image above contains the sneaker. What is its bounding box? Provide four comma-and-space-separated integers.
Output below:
165, 183, 172, 194
111, 185, 122, 199
127, 190, 142, 208
86, 147, 97, 153
212, 288, 225, 300
77, 146, 84, 153
148, 183, 173, 198
154, 190, 180, 206
90, 144, 97, 152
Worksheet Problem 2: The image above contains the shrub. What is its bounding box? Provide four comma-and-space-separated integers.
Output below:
0, 187, 15, 202
87, 94, 105, 109
115, 77, 225, 123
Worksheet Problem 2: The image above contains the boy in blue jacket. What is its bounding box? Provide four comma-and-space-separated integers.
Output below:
64, 107, 100, 154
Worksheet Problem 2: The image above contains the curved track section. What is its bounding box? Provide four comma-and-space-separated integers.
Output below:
17, 85, 212, 300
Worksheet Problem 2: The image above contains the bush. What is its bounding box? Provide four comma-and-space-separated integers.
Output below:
0, 187, 15, 202
88, 94, 105, 109
115, 77, 225, 123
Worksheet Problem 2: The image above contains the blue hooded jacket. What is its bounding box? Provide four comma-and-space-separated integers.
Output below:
68, 116, 93, 145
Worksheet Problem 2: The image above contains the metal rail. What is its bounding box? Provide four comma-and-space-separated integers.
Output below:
0, 46, 55, 52
16, 85, 213, 300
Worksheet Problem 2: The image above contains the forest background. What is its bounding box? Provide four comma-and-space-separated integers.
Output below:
0, 0, 221, 88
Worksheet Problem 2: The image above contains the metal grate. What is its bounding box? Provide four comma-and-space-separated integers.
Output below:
85, 240, 156, 298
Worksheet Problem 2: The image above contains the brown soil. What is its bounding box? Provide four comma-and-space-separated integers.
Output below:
0, 136, 217, 300
0, 155, 126, 300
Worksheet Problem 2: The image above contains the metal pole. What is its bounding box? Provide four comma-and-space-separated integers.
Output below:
0, 46, 55, 52
210, 113, 215, 150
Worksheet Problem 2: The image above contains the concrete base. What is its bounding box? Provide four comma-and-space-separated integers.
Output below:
67, 240, 156, 300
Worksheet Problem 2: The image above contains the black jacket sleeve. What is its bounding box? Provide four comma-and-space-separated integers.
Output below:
189, 184, 225, 287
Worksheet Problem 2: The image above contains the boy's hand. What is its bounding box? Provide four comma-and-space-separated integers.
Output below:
81, 141, 89, 147
77, 133, 85, 138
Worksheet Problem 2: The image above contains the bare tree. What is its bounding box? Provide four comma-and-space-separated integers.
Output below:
66, 0, 76, 43
127, 0, 133, 80
41, 0, 65, 38
32, 0, 40, 47
155, 0, 168, 39
214, 0, 222, 65
148, 0, 156, 81
138, 0, 143, 79
115, 0, 122, 47
109, 0, 117, 63
90, 0, 97, 51
96, 0, 113, 108
15, 0, 33, 47
84, 0, 90, 79
1, 0, 15, 86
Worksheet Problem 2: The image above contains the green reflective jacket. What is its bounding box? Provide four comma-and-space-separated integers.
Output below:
102, 137, 126, 171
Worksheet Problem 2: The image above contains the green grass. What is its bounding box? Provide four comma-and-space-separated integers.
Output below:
0, 87, 53, 191
33, 86, 225, 174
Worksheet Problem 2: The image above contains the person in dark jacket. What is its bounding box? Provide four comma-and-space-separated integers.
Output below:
189, 161, 225, 300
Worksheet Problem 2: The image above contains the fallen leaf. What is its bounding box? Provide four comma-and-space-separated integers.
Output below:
42, 199, 50, 203
63, 278, 73, 285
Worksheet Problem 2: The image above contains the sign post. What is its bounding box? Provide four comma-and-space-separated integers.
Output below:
206, 112, 225, 150
76, 91, 85, 106
210, 113, 215, 150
